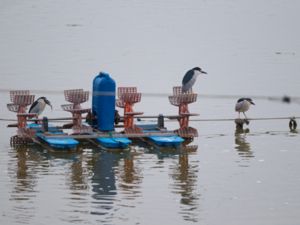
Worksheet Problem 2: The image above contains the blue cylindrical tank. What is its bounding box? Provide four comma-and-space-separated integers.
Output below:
92, 72, 116, 131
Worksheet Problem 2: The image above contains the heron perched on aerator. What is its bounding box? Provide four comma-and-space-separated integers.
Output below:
182, 67, 207, 93
235, 98, 255, 119
29, 97, 52, 115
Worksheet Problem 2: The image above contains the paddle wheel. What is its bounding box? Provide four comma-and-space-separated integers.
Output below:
7, 90, 36, 145
116, 87, 144, 134
169, 86, 198, 138
61, 89, 92, 134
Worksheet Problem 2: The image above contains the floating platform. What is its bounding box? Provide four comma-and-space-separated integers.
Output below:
7, 86, 199, 151
11, 121, 192, 150
28, 123, 131, 150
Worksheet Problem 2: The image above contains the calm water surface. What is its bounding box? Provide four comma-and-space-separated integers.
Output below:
1, 0, 300, 225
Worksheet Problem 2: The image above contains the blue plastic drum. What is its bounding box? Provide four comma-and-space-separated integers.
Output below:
92, 72, 116, 131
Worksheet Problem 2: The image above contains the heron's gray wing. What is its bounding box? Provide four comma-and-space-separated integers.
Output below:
182, 70, 194, 85
237, 98, 245, 103
29, 101, 38, 113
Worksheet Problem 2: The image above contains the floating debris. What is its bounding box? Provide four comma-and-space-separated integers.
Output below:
289, 117, 297, 131
66, 24, 82, 27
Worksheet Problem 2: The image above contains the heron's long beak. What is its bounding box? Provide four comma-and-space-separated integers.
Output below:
201, 70, 207, 74
250, 101, 255, 105
45, 99, 53, 110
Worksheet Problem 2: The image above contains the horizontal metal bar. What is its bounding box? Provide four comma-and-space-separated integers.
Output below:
42, 131, 178, 139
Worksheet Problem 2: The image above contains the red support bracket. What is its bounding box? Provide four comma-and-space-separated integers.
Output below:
169, 86, 198, 138
7, 90, 37, 138
116, 87, 143, 133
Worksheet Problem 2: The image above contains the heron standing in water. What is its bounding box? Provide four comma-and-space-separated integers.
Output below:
235, 98, 255, 119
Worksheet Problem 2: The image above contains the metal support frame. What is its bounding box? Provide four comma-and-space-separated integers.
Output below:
169, 86, 198, 138
116, 87, 143, 133
7, 90, 37, 144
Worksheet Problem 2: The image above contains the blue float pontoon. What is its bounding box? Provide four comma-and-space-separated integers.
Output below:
35, 132, 79, 149
96, 137, 132, 149
148, 135, 184, 147
138, 124, 184, 147
28, 123, 79, 149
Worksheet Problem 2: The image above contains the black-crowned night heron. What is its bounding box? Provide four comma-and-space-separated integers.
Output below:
182, 67, 207, 93
235, 98, 255, 119
29, 97, 52, 115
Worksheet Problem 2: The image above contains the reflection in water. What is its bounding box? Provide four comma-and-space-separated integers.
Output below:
117, 153, 142, 198
8, 145, 48, 224
289, 129, 298, 135
235, 128, 254, 160
90, 151, 119, 222
7, 141, 198, 224
68, 154, 89, 191
13, 147, 39, 194
7, 143, 144, 224
90, 149, 143, 224
169, 147, 200, 222
54, 149, 92, 224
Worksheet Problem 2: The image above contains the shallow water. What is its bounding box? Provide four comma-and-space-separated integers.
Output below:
1, 0, 300, 225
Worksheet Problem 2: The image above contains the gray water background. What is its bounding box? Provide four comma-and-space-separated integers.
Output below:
1, 0, 300, 224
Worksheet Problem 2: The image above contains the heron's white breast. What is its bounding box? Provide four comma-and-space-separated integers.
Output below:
235, 100, 251, 112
